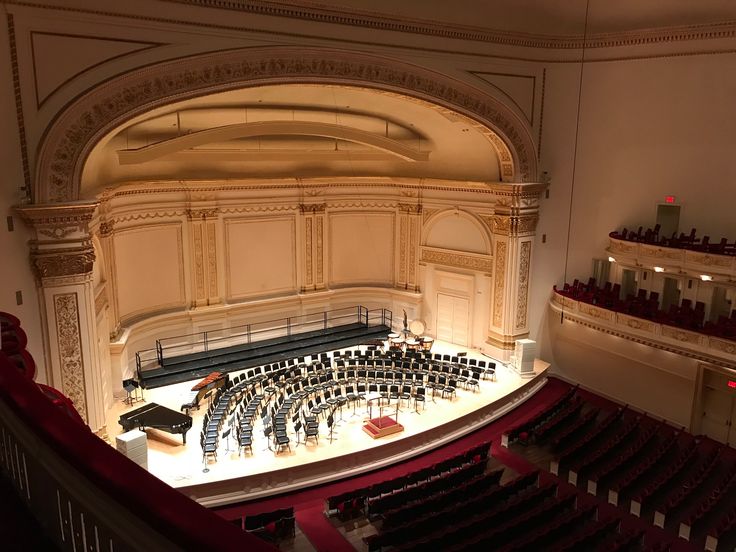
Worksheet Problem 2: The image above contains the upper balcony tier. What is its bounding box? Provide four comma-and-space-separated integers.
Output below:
607, 235, 736, 283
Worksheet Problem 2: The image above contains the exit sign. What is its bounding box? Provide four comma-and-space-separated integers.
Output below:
728, 380, 736, 389
665, 195, 676, 204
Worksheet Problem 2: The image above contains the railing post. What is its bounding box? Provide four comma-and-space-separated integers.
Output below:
287, 317, 291, 336
156, 340, 163, 366
324, 311, 328, 330
247, 324, 251, 343
203, 331, 208, 352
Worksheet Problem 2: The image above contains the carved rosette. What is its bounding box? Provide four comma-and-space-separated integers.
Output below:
53, 293, 88, 423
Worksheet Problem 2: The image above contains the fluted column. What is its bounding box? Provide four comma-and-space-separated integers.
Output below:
396, 203, 422, 291
487, 183, 545, 349
186, 206, 220, 307
300, 203, 326, 292
16, 201, 108, 436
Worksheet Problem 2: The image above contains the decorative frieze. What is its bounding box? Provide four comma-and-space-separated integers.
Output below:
550, 291, 736, 370
38, 48, 537, 203
420, 248, 493, 273
515, 241, 531, 329
31, 247, 95, 280
493, 241, 507, 327
53, 293, 88, 423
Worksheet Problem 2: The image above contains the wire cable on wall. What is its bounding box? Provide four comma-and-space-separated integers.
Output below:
561, 0, 591, 323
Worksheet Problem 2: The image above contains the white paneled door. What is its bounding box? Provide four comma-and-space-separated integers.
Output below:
436, 293, 470, 347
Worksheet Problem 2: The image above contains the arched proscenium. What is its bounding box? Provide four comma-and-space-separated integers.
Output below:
36, 48, 537, 203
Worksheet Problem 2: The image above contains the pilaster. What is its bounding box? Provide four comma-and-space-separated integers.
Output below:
487, 183, 545, 349
16, 201, 108, 434
300, 203, 326, 292
186, 206, 220, 307
397, 203, 422, 291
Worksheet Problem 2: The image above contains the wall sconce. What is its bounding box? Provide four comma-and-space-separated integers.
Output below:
608, 256, 616, 263
700, 274, 713, 281
653, 266, 665, 273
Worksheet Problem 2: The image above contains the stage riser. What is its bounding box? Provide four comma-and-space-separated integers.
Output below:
141, 324, 390, 389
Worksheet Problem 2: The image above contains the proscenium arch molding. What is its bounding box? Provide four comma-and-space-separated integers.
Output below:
36, 47, 538, 203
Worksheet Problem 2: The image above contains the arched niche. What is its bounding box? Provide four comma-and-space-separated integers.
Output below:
35, 47, 537, 203
423, 210, 492, 255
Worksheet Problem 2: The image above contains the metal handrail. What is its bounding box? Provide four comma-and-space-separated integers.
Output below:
155, 305, 378, 365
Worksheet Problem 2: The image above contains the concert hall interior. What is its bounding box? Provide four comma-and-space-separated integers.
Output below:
1, 1, 736, 551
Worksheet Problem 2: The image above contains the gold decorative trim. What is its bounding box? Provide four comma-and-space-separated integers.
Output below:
399, 216, 408, 283
304, 216, 313, 286
420, 247, 492, 273
32, 246, 95, 279
192, 223, 205, 301
206, 222, 218, 299
551, 297, 736, 371
53, 293, 88, 423
515, 241, 531, 329
37, 47, 535, 203
493, 241, 507, 327
315, 215, 323, 285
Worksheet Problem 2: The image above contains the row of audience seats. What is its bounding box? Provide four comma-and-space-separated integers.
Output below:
230, 507, 295, 544
325, 440, 492, 522
610, 225, 736, 255
504, 385, 736, 550
0, 312, 35, 380
555, 278, 736, 340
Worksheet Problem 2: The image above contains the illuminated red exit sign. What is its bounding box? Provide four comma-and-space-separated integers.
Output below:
664, 195, 676, 204
728, 381, 736, 389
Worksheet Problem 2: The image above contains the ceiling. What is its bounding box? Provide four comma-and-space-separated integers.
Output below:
283, 0, 736, 36
82, 84, 502, 195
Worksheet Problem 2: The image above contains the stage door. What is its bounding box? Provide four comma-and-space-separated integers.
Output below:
436, 293, 470, 347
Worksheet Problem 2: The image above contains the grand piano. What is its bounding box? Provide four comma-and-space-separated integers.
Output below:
180, 371, 228, 414
119, 403, 192, 444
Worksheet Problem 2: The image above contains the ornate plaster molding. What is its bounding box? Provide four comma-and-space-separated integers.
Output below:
53, 293, 88, 423
492, 241, 507, 327
36, 47, 536, 203
515, 241, 531, 330
420, 247, 492, 273
164, 1, 736, 51
32, 247, 96, 280
550, 292, 736, 370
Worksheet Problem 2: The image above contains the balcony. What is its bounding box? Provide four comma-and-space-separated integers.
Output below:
549, 290, 736, 369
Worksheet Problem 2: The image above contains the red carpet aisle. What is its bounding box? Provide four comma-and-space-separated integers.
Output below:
295, 504, 356, 552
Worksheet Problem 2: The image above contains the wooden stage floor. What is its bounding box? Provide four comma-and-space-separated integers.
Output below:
106, 340, 549, 507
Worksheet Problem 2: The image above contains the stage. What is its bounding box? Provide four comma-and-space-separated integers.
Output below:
106, 340, 549, 507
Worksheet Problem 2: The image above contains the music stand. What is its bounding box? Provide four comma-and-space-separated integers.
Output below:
123, 379, 136, 406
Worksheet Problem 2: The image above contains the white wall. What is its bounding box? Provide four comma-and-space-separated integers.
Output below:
0, 21, 46, 381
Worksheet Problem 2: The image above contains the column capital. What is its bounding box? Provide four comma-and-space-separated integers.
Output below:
16, 201, 99, 283
15, 200, 99, 237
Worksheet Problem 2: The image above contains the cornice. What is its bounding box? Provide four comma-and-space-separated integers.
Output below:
164, 0, 736, 50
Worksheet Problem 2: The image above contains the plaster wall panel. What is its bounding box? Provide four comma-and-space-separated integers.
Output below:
564, 53, 736, 282
549, 315, 698, 427
113, 224, 185, 320
225, 217, 296, 300
424, 214, 489, 254
329, 212, 394, 286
